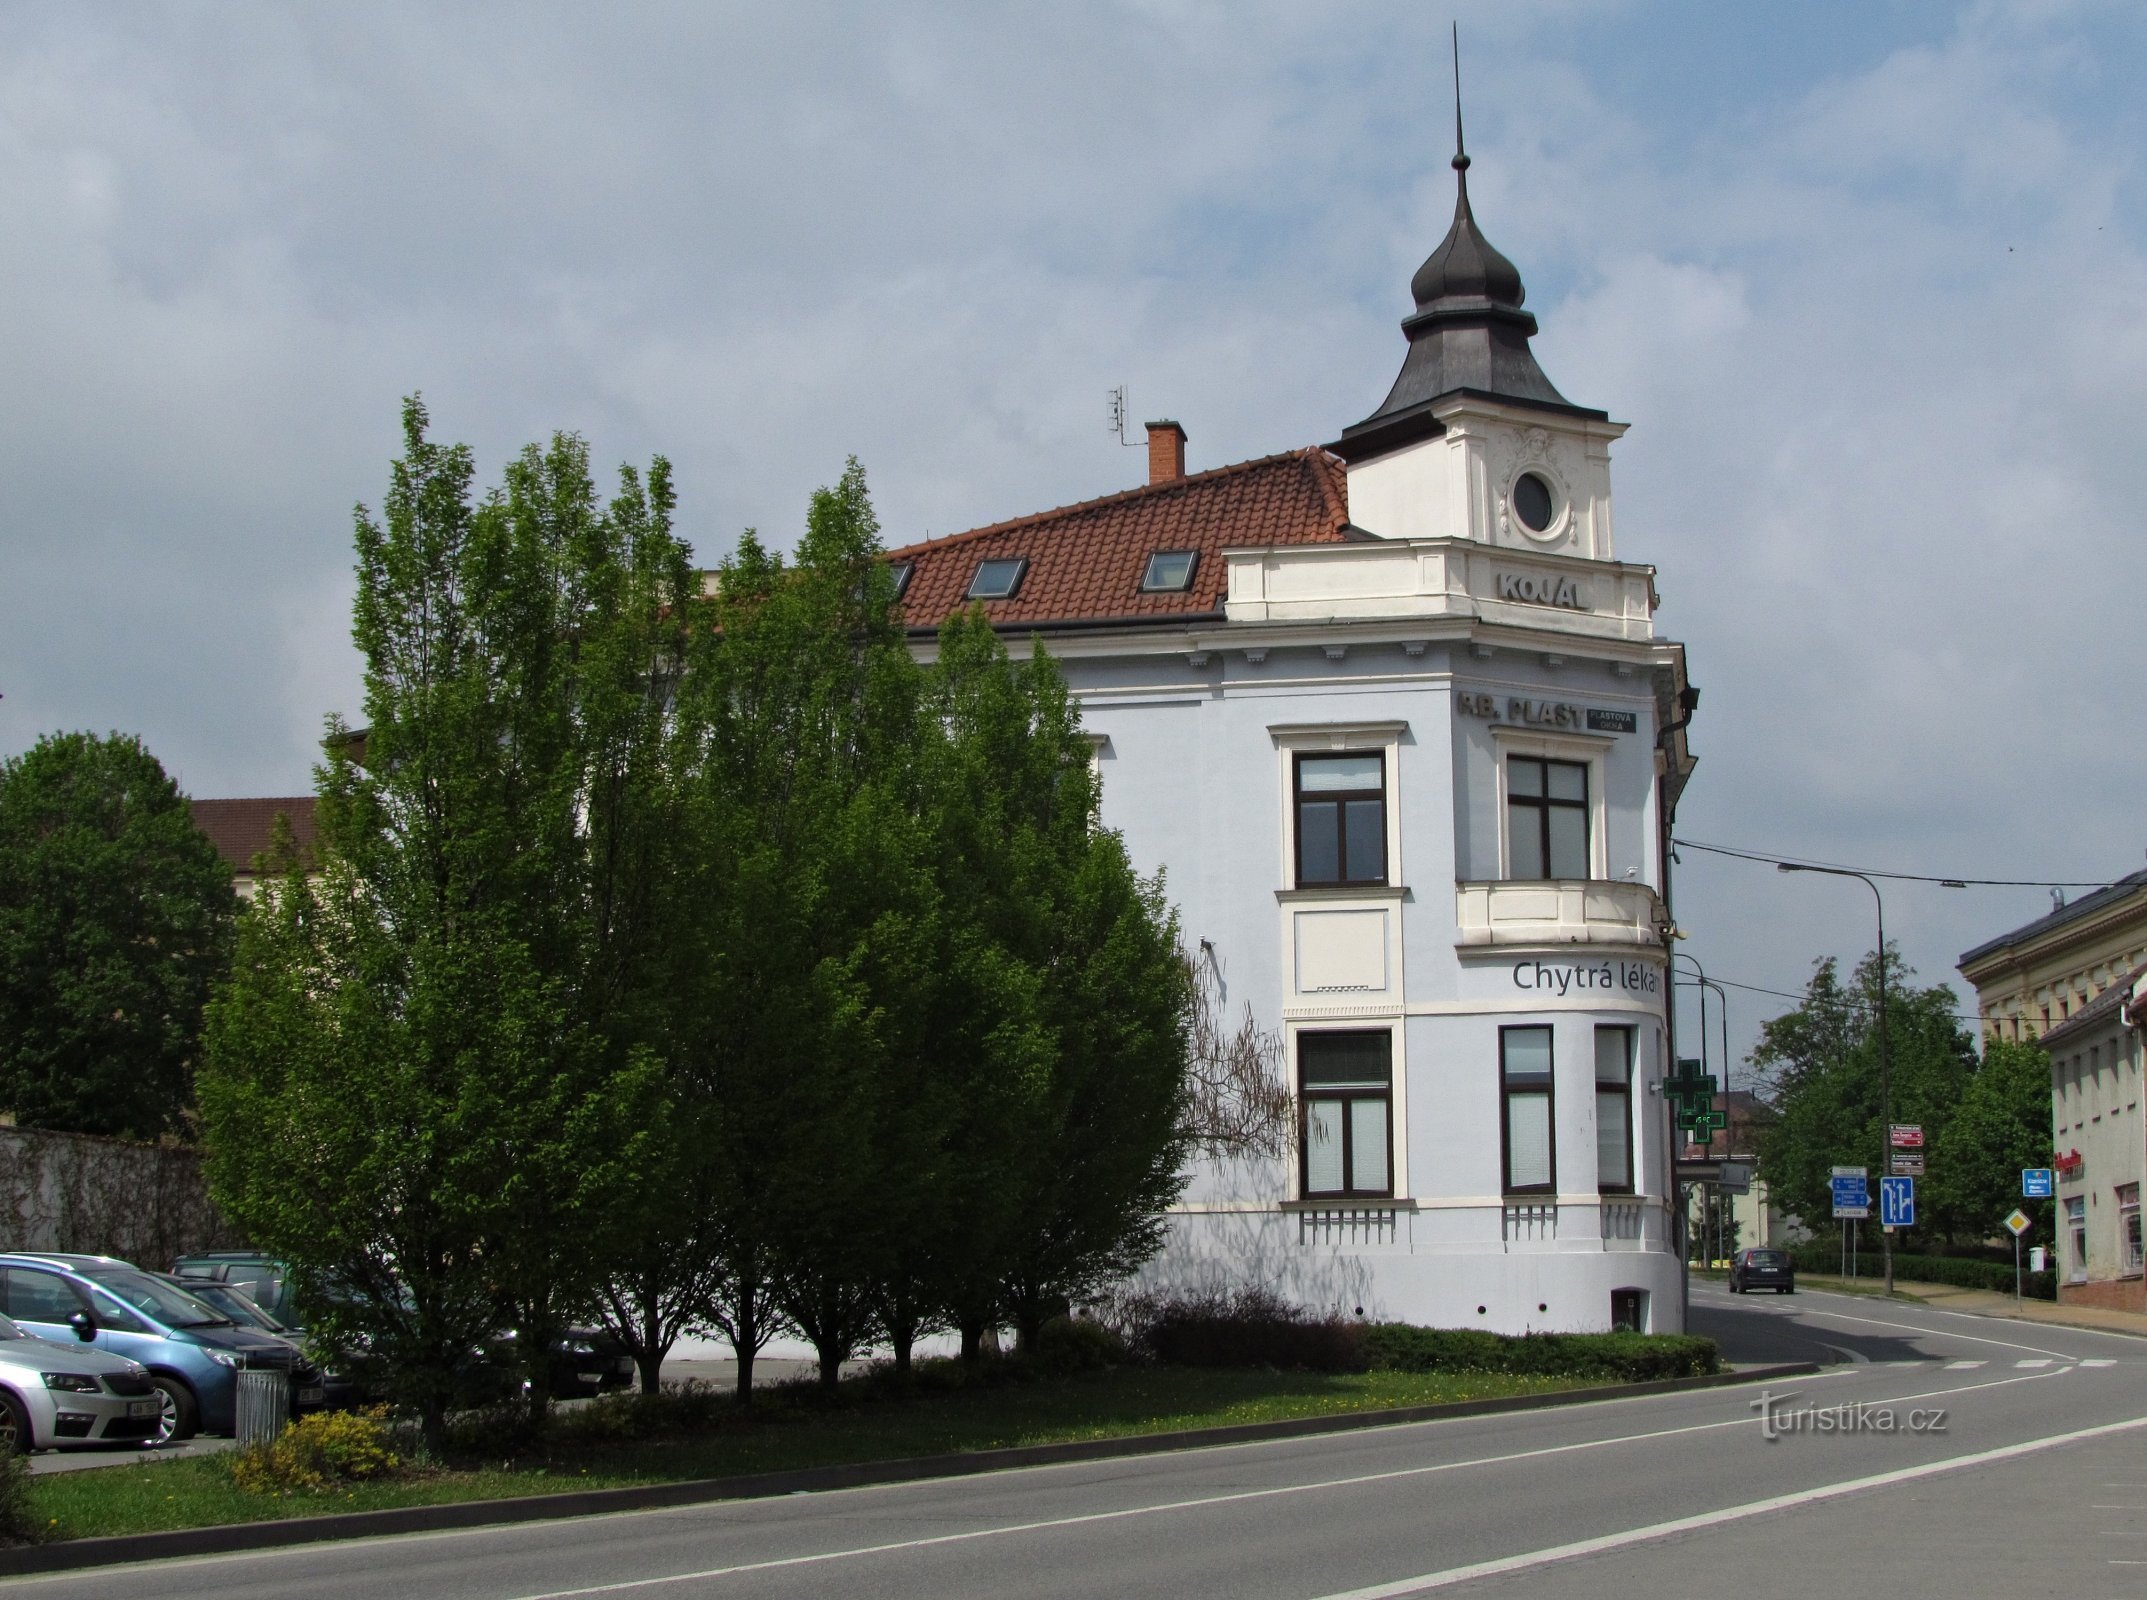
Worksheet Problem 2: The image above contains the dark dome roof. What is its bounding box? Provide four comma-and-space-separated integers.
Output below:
1410, 159, 1526, 310
1332, 151, 1600, 461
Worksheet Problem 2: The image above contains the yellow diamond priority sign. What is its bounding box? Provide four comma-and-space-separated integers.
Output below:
2004, 1208, 2032, 1237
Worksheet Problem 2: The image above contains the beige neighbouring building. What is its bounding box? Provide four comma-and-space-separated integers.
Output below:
2033, 968, 2147, 1311
1959, 870, 2147, 1043
1960, 872, 2147, 1312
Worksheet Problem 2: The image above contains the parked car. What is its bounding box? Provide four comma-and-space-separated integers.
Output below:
0, 1254, 311, 1442
172, 1252, 633, 1401
150, 1274, 349, 1413
1728, 1247, 1796, 1294
0, 1312, 164, 1453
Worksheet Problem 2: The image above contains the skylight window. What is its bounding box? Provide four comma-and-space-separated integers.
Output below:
967, 557, 1027, 600
1140, 550, 1198, 593
888, 561, 913, 599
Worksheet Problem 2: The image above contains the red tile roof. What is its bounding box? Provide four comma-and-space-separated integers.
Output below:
190, 797, 317, 877
885, 447, 1354, 630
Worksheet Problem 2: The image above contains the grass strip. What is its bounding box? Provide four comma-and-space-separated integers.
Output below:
28, 1366, 1587, 1542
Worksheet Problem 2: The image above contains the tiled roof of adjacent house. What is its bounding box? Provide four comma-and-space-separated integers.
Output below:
190, 797, 318, 877
884, 446, 1355, 630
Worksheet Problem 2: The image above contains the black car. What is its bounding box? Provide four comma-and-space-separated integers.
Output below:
1728, 1247, 1795, 1294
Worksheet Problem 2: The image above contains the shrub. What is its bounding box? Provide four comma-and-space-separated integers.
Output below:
1363, 1326, 1719, 1382
0, 1448, 35, 1547
556, 1380, 733, 1442
1033, 1314, 1126, 1373
227, 1407, 406, 1496
1138, 1286, 1368, 1373
1786, 1244, 2056, 1300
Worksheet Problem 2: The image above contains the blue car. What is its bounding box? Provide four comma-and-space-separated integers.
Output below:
0, 1254, 308, 1441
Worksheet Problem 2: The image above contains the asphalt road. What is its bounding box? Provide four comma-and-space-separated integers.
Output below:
9, 1285, 2145, 1599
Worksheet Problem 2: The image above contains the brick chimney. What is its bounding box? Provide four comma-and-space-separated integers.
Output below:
1146, 420, 1186, 485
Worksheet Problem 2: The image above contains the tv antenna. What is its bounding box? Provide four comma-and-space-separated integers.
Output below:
1107, 385, 1141, 447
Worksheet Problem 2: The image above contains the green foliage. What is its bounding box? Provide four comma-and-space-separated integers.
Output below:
1928, 1036, 2056, 1241
1751, 949, 1977, 1245
1362, 1326, 1720, 1381
205, 406, 1202, 1421
1785, 1243, 2056, 1299
0, 1445, 35, 1547
201, 398, 677, 1439
1032, 1314, 1128, 1373
0, 731, 236, 1136
226, 1408, 407, 1496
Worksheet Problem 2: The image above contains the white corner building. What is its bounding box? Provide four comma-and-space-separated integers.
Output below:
888, 144, 1698, 1335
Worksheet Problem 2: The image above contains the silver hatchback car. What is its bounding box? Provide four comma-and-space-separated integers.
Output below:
0, 1312, 163, 1452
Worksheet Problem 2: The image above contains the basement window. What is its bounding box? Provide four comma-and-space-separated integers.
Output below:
1140, 550, 1198, 593
967, 557, 1027, 599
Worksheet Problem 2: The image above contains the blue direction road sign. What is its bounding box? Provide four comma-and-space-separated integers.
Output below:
1831, 1174, 1870, 1219
1881, 1175, 1916, 1228
2023, 1168, 2054, 1199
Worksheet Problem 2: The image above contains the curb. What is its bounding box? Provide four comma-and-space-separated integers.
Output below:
0, 1363, 1818, 1577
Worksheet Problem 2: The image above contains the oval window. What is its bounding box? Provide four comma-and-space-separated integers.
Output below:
1512, 472, 1555, 533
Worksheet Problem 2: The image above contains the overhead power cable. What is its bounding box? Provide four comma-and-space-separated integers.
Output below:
1671, 837, 2132, 892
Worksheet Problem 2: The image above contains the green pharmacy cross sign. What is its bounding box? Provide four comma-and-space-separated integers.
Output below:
1666, 1058, 1725, 1139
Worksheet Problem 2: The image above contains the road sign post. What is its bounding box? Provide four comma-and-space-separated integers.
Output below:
1880, 1175, 1915, 1230
2003, 1209, 2033, 1303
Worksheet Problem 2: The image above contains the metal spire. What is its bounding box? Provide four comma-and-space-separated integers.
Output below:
1451, 21, 1470, 179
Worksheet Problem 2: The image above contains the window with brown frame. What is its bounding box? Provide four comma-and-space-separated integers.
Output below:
1594, 1025, 1634, 1193
1501, 1025, 1556, 1194
1295, 752, 1385, 887
1507, 756, 1588, 879
1299, 1031, 1392, 1198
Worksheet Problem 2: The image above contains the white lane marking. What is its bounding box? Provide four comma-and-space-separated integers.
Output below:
2016, 1359, 2057, 1368
1305, 1410, 2147, 1599
2082, 1359, 2118, 1368
1802, 1289, 2147, 1348
495, 1368, 2070, 1600
1946, 1360, 1986, 1369
1766, 1299, 2080, 1360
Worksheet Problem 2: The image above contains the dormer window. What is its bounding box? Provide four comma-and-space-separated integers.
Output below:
1140, 550, 1198, 593
967, 557, 1027, 600
888, 561, 913, 599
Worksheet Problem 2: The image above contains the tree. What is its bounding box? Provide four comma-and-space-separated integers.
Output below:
1928, 1036, 2054, 1243
928, 612, 1194, 1350
201, 399, 677, 1440
677, 460, 922, 1393
0, 731, 235, 1137
1751, 947, 1976, 1249
1180, 942, 1291, 1159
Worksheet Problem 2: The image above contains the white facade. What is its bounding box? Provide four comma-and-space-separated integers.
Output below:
920, 392, 1693, 1335
900, 155, 1698, 1335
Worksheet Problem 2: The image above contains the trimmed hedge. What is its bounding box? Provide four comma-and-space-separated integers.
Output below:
1786, 1243, 2056, 1300
1363, 1325, 1719, 1382
1128, 1287, 1720, 1381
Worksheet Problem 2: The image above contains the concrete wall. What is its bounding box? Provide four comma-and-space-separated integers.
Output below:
0, 1125, 244, 1267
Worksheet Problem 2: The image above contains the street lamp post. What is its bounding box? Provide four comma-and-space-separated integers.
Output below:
1674, 954, 1730, 1269
1778, 863, 1892, 1294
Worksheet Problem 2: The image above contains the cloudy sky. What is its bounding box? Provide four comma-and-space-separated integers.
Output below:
5, 0, 2143, 1069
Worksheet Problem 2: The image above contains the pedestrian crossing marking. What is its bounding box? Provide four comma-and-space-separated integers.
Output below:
1945, 1360, 1986, 1369
2015, 1358, 2055, 1368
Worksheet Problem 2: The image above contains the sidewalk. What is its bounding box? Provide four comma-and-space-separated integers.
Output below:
1798, 1273, 2147, 1339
